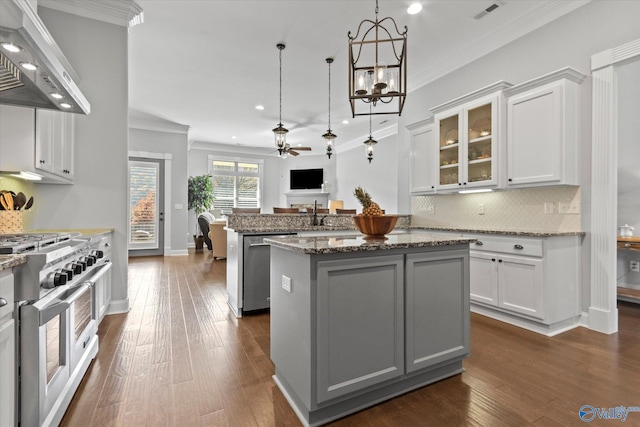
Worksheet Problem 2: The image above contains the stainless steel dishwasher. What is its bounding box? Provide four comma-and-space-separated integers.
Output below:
243, 233, 295, 312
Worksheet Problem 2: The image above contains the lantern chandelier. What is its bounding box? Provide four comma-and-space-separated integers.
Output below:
323, 57, 337, 159
273, 43, 288, 155
348, 0, 407, 117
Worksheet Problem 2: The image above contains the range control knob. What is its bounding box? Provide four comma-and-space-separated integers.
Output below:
78, 259, 87, 271
92, 250, 104, 259
60, 268, 74, 281
66, 262, 82, 275
44, 271, 67, 288
83, 256, 95, 267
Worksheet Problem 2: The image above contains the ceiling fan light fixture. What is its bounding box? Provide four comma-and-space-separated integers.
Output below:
348, 0, 408, 117
273, 43, 289, 155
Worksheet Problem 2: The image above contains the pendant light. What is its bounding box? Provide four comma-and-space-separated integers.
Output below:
273, 43, 288, 155
363, 104, 377, 163
348, 0, 407, 117
323, 57, 337, 159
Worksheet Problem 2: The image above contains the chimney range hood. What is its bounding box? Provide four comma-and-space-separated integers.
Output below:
0, 0, 90, 114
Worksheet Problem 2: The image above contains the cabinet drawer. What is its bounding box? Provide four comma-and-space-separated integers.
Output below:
0, 273, 14, 321
467, 235, 543, 257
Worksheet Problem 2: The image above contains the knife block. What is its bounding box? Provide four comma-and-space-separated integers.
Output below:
0, 211, 23, 233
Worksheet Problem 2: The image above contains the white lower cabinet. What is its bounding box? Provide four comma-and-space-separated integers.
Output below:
468, 234, 581, 335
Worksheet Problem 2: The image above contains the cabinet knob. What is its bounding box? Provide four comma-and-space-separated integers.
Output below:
463, 182, 467, 185
491, 258, 496, 262
431, 186, 434, 189
514, 244, 524, 250
40, 160, 45, 164
475, 241, 483, 246
508, 178, 513, 182
0, 297, 6, 307
498, 259, 503, 263
458, 183, 462, 186
625, 243, 631, 248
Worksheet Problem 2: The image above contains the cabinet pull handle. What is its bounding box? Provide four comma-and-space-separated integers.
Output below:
0, 297, 7, 307
498, 259, 503, 263
491, 258, 496, 262
475, 241, 483, 246
514, 244, 524, 250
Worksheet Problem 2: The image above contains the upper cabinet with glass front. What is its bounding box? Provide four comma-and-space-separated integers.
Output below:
431, 82, 512, 192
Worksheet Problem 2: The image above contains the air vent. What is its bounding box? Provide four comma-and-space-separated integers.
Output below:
0, 52, 24, 92
474, 2, 501, 20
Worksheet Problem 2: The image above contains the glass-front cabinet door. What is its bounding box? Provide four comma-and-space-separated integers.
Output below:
434, 91, 504, 191
465, 101, 496, 187
437, 113, 462, 190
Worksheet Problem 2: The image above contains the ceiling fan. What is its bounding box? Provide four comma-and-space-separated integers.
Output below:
279, 143, 312, 157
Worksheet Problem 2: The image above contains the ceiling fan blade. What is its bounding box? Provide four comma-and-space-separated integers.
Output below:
289, 150, 300, 156
292, 147, 312, 151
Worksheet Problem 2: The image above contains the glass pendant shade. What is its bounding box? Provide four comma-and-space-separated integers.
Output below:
364, 136, 377, 163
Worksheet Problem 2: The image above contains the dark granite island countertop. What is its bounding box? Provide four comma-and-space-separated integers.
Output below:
265, 232, 476, 255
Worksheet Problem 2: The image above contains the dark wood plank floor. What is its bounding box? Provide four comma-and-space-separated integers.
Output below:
60, 250, 640, 426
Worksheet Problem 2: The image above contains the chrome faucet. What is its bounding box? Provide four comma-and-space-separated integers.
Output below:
311, 200, 327, 226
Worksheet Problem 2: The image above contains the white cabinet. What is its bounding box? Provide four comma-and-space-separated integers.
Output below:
0, 105, 75, 184
505, 68, 586, 187
431, 82, 511, 192
0, 271, 15, 427
36, 109, 75, 180
467, 233, 581, 336
407, 119, 436, 194
95, 233, 112, 323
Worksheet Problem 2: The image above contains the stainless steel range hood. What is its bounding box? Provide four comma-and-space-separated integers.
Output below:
0, 0, 90, 114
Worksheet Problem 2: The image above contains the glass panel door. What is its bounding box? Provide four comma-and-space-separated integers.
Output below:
129, 159, 163, 253
466, 103, 493, 185
438, 113, 460, 187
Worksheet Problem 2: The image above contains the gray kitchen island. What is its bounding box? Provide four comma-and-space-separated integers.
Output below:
265, 232, 476, 426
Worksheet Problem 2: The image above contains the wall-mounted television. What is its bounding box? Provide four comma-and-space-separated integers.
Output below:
290, 168, 323, 190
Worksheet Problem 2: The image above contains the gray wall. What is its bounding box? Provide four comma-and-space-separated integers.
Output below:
33, 7, 130, 308
129, 127, 189, 254
617, 59, 640, 287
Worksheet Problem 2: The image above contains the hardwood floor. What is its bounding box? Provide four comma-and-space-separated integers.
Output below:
60, 250, 640, 426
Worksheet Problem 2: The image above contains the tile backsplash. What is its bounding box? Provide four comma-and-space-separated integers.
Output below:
411, 186, 581, 232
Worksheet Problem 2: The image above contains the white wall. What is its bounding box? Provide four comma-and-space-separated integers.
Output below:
617, 59, 640, 288
129, 127, 189, 254
335, 134, 399, 213
33, 7, 130, 309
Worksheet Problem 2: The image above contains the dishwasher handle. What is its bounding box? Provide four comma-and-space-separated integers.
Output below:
249, 242, 271, 247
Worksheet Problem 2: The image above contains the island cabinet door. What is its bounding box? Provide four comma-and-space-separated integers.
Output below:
405, 250, 470, 374
316, 255, 404, 404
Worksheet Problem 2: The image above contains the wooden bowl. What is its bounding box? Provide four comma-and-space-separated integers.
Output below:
352, 215, 398, 239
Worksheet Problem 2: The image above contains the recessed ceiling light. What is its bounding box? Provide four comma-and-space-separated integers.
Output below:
1, 42, 22, 53
60, 103, 72, 109
342, 120, 350, 125
20, 62, 37, 71
231, 135, 237, 139
50, 93, 64, 99
407, 2, 423, 15
255, 105, 264, 110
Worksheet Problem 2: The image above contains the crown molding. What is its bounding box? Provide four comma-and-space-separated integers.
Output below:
38, 0, 143, 27
408, 0, 591, 93
129, 116, 191, 135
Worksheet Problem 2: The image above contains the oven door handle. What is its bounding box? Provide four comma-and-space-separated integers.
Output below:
82, 261, 112, 286
39, 283, 91, 326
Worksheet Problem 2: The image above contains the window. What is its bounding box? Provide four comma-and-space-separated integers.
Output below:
209, 157, 263, 214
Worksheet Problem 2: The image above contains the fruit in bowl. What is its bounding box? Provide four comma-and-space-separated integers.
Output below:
353, 187, 398, 238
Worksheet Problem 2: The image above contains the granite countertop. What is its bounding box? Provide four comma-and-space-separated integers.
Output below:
0, 254, 27, 272
265, 233, 476, 255
410, 226, 585, 237
228, 225, 360, 233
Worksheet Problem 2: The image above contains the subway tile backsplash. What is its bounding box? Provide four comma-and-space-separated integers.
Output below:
411, 186, 581, 232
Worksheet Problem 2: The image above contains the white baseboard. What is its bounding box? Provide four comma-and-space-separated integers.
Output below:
166, 249, 188, 256
107, 298, 130, 314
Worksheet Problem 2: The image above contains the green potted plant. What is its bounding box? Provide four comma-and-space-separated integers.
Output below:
188, 174, 214, 250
